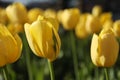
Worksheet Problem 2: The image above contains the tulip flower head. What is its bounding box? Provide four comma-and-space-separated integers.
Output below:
6, 2, 28, 24
102, 19, 113, 29
0, 24, 22, 67
75, 13, 89, 39
7, 23, 24, 34
24, 15, 61, 61
44, 9, 57, 19
0, 8, 8, 24
92, 5, 102, 17
100, 12, 112, 25
86, 15, 101, 34
113, 20, 120, 37
61, 8, 80, 30
28, 8, 44, 23
91, 28, 119, 67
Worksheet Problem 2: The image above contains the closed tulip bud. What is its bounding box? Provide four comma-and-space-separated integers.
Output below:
100, 12, 112, 25
28, 8, 44, 23
61, 8, 80, 30
57, 10, 63, 23
113, 20, 120, 37
0, 24, 22, 67
86, 15, 101, 34
75, 13, 89, 39
44, 9, 57, 19
102, 19, 113, 29
0, 8, 8, 24
24, 15, 61, 61
92, 5, 102, 17
6, 2, 28, 24
7, 23, 23, 34
91, 28, 119, 67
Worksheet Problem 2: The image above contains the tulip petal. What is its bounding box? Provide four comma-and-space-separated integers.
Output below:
13, 34, 22, 62
0, 39, 7, 67
0, 24, 18, 63
24, 23, 43, 57
91, 34, 100, 66
98, 29, 119, 67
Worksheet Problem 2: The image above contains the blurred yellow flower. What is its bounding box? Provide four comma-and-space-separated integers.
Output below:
44, 8, 57, 19
86, 15, 101, 34
100, 12, 112, 25
0, 24, 22, 67
102, 19, 113, 29
113, 20, 120, 37
91, 28, 119, 67
92, 5, 102, 17
28, 8, 44, 23
0, 7, 8, 24
7, 23, 23, 34
57, 10, 63, 23
61, 8, 80, 30
6, 2, 28, 24
24, 15, 61, 61
75, 13, 89, 39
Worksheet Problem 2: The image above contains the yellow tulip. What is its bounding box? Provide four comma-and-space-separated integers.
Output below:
44, 8, 57, 19
57, 10, 63, 23
91, 28, 119, 67
7, 23, 23, 34
75, 13, 89, 39
100, 12, 112, 25
92, 5, 102, 17
6, 2, 28, 24
28, 8, 44, 23
113, 20, 120, 37
86, 15, 101, 34
102, 19, 113, 29
0, 24, 22, 67
24, 15, 61, 61
0, 8, 8, 24
61, 8, 80, 30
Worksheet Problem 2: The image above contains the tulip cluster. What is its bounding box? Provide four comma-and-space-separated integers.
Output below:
0, 2, 120, 80
56, 5, 120, 68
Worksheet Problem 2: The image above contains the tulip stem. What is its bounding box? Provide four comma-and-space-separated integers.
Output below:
70, 31, 80, 80
47, 60, 55, 80
23, 34, 33, 80
104, 68, 109, 80
2, 67, 8, 80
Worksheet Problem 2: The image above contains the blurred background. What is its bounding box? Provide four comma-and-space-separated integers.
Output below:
1, 0, 120, 20
0, 0, 120, 80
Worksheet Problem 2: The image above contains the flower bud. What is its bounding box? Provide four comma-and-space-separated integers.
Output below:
91, 28, 119, 67
86, 15, 101, 34
100, 12, 112, 25
6, 2, 28, 24
28, 8, 44, 23
24, 15, 61, 61
92, 5, 102, 17
0, 24, 22, 67
61, 8, 80, 30
75, 13, 89, 39
113, 20, 120, 37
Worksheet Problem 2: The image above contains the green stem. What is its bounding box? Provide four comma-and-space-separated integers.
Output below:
95, 67, 99, 80
70, 31, 80, 80
47, 60, 55, 80
2, 67, 8, 80
104, 68, 109, 80
23, 34, 33, 80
